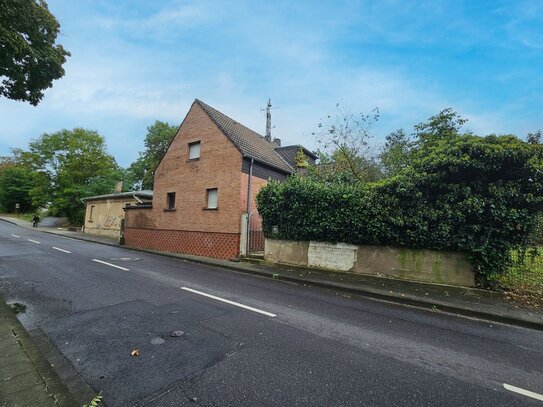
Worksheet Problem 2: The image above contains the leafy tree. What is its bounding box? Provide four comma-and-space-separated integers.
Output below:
0, 156, 17, 174
527, 130, 542, 145
313, 104, 382, 183
379, 129, 413, 177
414, 108, 468, 144
0, 0, 70, 105
0, 166, 35, 212
20, 128, 119, 223
126, 121, 177, 190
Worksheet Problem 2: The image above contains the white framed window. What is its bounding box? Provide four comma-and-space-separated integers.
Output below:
188, 141, 201, 160
206, 188, 218, 209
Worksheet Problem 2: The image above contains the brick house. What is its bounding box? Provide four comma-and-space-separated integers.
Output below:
123, 99, 315, 259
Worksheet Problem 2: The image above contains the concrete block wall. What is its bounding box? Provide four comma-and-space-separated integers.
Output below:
265, 239, 475, 287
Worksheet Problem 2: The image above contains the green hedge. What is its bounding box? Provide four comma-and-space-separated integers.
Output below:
257, 135, 543, 286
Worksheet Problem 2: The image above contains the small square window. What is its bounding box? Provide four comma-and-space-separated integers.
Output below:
206, 188, 218, 209
166, 192, 176, 210
189, 141, 201, 160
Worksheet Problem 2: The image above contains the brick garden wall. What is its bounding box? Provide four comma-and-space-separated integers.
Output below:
124, 227, 240, 259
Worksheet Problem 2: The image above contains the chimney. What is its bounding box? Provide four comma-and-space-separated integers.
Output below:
273, 138, 281, 146
114, 181, 123, 193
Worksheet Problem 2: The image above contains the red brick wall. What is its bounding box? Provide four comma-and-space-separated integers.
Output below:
240, 172, 269, 232
145, 102, 243, 234
124, 101, 245, 258
124, 227, 240, 259
124, 207, 155, 228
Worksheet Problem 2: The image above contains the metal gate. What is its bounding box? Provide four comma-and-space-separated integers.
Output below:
247, 209, 264, 254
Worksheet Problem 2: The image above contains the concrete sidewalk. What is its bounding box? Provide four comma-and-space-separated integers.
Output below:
1, 215, 542, 330
0, 299, 78, 407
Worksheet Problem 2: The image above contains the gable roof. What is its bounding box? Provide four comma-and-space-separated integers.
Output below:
195, 99, 294, 174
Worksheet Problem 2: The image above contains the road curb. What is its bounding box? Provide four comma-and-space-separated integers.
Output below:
3, 219, 541, 331
0, 299, 79, 407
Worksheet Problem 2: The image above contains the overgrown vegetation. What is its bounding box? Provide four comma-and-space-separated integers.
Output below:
0, 121, 176, 225
258, 109, 543, 287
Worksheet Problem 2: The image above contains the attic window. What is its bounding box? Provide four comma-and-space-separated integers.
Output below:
188, 141, 201, 160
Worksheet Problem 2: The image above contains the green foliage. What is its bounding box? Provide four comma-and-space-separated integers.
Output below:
257, 134, 543, 287
379, 129, 414, 177
313, 104, 382, 183
414, 107, 469, 143
295, 147, 308, 168
527, 130, 542, 145
0, 0, 70, 105
0, 166, 35, 212
19, 128, 120, 224
126, 121, 177, 190
83, 392, 103, 407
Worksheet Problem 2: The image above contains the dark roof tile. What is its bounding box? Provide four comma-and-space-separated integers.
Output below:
195, 99, 294, 173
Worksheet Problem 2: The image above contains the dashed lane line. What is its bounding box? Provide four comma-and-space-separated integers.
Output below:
503, 383, 543, 401
27, 239, 40, 244
181, 286, 277, 317
10, 234, 20, 238
92, 259, 130, 271
52, 247, 71, 254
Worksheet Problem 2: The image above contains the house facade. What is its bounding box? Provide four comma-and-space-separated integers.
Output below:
82, 190, 153, 238
123, 99, 315, 259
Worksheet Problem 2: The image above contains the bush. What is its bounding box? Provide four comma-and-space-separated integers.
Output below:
257, 135, 543, 287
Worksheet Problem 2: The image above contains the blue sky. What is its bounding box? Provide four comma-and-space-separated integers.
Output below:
1, 0, 542, 167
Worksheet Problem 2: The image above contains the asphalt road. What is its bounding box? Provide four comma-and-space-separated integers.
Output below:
1, 221, 542, 407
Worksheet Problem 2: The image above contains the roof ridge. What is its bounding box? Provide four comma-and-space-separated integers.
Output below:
194, 99, 294, 173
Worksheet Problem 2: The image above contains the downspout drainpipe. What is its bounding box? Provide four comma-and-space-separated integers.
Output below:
132, 194, 144, 204
245, 158, 254, 256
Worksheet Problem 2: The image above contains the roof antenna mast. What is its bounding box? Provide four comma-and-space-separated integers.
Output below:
262, 98, 279, 142
265, 98, 272, 142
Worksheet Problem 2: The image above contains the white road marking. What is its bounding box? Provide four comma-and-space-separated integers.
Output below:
92, 259, 129, 271
52, 247, 71, 254
10, 234, 20, 238
181, 287, 277, 317
27, 239, 40, 244
503, 383, 543, 401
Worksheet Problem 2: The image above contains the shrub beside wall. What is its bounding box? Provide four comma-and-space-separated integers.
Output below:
257, 135, 543, 287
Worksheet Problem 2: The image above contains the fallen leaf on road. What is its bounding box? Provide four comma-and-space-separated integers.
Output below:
131, 349, 140, 357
